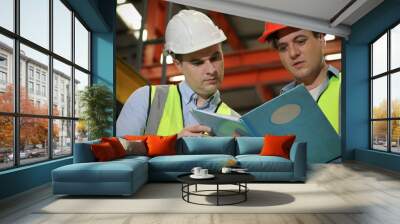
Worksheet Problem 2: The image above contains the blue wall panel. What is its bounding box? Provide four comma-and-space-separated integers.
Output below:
0, 158, 72, 199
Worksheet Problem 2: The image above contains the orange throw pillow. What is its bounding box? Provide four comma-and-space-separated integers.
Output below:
101, 137, 127, 158
146, 135, 177, 157
91, 142, 117, 161
259, 135, 296, 159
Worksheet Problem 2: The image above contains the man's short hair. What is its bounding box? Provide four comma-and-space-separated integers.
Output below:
169, 52, 182, 62
269, 31, 322, 49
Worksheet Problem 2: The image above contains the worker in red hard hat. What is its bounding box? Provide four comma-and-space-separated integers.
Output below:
259, 23, 341, 134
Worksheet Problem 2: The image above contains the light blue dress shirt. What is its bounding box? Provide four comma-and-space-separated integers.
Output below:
116, 81, 228, 136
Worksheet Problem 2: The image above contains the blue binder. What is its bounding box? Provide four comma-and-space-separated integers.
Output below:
191, 85, 340, 163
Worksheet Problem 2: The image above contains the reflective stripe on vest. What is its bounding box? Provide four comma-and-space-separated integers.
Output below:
317, 73, 341, 134
145, 85, 234, 136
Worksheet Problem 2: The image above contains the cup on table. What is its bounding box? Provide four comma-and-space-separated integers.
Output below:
191, 167, 202, 176
199, 168, 208, 176
221, 167, 232, 174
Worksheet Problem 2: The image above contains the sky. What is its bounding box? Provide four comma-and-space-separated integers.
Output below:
0, 0, 89, 74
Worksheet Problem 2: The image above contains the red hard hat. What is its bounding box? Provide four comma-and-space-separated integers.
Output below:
258, 23, 287, 43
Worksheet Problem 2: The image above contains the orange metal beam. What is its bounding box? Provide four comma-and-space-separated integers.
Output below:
142, 39, 342, 90
208, 12, 245, 50
141, 39, 341, 79
144, 0, 166, 65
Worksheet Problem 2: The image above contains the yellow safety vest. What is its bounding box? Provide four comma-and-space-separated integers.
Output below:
144, 85, 235, 136
317, 73, 341, 134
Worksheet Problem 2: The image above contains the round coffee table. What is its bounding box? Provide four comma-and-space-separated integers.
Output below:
177, 172, 255, 206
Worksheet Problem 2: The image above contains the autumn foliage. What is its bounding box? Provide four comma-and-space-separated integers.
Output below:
0, 84, 59, 150
372, 99, 400, 141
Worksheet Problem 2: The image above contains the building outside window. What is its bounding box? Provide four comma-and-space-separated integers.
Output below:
0, 54, 7, 89
28, 81, 34, 94
0, 0, 91, 170
371, 23, 400, 154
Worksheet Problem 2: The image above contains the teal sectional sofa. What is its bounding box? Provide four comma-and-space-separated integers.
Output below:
52, 137, 306, 196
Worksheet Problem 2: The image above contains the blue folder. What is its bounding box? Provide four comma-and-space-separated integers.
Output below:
191, 85, 341, 163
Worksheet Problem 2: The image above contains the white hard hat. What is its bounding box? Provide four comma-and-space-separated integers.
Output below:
165, 10, 227, 54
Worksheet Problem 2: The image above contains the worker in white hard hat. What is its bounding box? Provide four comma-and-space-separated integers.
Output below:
117, 10, 239, 138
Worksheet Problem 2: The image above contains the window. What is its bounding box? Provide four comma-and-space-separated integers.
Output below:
0, 71, 6, 85
28, 81, 34, 94
35, 70, 40, 81
28, 67, 34, 80
371, 23, 400, 154
42, 85, 46, 97
36, 83, 40, 95
0, 54, 7, 87
0, 0, 91, 170
0, 55, 7, 67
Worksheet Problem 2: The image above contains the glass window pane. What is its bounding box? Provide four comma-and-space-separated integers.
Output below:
75, 120, 88, 143
391, 24, 400, 70
0, 34, 14, 112
372, 33, 387, 76
372, 77, 387, 119
53, 119, 72, 158
20, 44, 49, 115
20, 0, 49, 49
391, 120, 400, 153
53, 59, 72, 117
74, 69, 89, 118
391, 72, 400, 118
75, 18, 89, 70
0, 0, 14, 31
20, 117, 49, 165
372, 121, 388, 151
53, 0, 72, 60
0, 116, 14, 170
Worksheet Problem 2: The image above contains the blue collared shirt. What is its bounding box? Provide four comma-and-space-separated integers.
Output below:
116, 81, 225, 136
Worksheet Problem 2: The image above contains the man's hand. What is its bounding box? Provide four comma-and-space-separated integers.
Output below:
177, 125, 212, 138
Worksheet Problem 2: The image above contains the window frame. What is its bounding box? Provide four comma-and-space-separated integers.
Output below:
0, 0, 92, 171
370, 20, 400, 154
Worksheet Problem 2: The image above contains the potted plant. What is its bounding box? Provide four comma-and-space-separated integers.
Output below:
79, 84, 113, 140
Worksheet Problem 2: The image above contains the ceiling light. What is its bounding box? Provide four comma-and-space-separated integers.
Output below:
160, 54, 173, 65
117, 0, 126, 4
117, 3, 141, 30
325, 53, 341, 61
324, 34, 335, 41
169, 75, 185, 82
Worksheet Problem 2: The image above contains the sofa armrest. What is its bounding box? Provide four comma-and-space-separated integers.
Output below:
73, 140, 100, 163
289, 142, 307, 181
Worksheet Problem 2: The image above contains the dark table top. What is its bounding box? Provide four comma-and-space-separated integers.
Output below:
177, 172, 255, 185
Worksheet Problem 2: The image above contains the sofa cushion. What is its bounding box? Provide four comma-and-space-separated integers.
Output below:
260, 135, 296, 159
52, 159, 147, 183
148, 154, 235, 172
118, 138, 147, 156
74, 140, 100, 163
236, 155, 293, 172
147, 135, 177, 157
101, 137, 127, 158
235, 137, 263, 155
177, 137, 235, 155
91, 142, 118, 161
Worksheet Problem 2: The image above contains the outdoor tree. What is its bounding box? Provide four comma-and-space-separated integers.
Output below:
373, 99, 400, 142
0, 84, 60, 151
